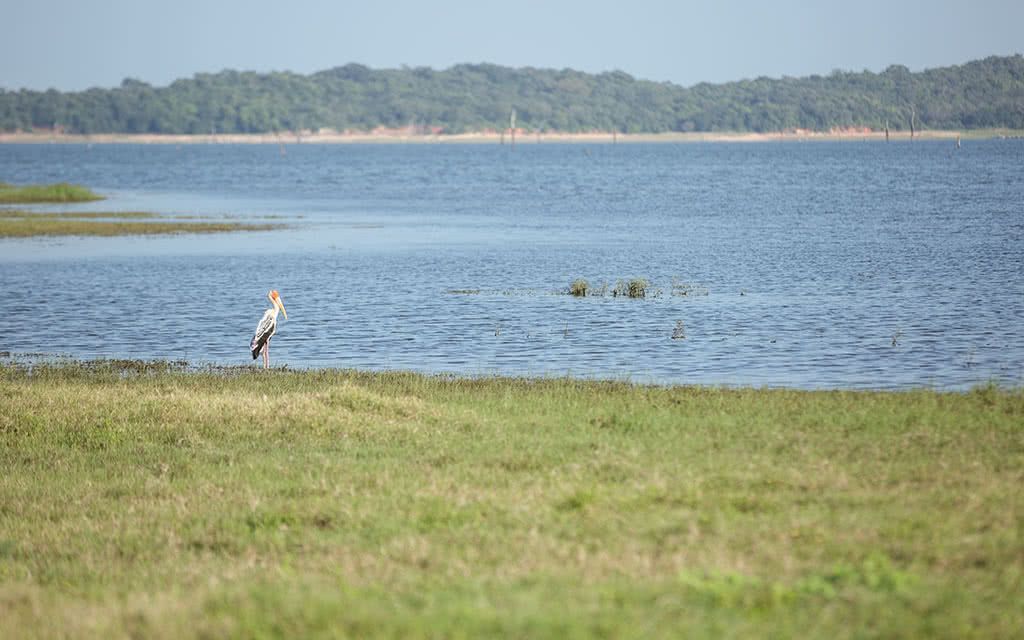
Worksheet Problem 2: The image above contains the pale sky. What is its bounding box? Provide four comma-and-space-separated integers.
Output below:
1, 0, 1021, 91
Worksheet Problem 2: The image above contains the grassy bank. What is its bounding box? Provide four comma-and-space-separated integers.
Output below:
0, 182, 104, 203
0, 210, 281, 237
0, 362, 1021, 638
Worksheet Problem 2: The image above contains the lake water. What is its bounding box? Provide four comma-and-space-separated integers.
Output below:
1, 141, 1022, 389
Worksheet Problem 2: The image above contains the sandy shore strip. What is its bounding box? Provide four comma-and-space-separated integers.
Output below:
2, 127, 1011, 145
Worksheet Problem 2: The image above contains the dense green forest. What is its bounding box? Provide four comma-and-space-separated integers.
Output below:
1, 55, 1022, 134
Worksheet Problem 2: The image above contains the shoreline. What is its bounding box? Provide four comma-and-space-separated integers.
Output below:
2, 355, 1017, 391
1, 128, 1018, 145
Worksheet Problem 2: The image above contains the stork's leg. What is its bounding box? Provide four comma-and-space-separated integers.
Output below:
262, 343, 269, 369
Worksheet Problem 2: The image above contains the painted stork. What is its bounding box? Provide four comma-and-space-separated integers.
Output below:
250, 290, 287, 368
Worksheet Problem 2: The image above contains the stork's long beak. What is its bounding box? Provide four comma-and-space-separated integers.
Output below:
277, 298, 288, 320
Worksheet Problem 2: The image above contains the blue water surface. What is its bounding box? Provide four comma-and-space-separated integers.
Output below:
1, 140, 1021, 389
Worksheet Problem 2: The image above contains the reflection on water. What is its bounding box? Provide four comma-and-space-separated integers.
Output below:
1, 141, 1022, 389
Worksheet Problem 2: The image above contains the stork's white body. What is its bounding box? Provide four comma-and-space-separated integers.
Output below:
250, 290, 287, 369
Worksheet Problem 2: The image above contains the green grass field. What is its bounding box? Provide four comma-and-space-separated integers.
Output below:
1, 362, 1021, 638
0, 182, 104, 204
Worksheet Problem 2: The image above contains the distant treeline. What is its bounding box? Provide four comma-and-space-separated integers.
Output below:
2, 55, 1022, 135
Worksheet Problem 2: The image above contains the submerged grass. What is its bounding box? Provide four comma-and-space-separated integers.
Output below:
0, 182, 104, 203
0, 211, 281, 237
0, 182, 281, 236
0, 210, 158, 220
0, 361, 1022, 638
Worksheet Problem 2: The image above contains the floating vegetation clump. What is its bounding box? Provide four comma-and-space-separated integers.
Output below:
569, 279, 589, 297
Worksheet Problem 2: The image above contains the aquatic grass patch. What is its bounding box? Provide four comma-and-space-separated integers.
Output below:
0, 361, 1022, 637
564, 277, 668, 298
613, 277, 649, 298
0, 181, 104, 203
0, 211, 282, 237
561, 278, 647, 298
569, 278, 589, 297
461, 277, 705, 299
564, 276, 709, 299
